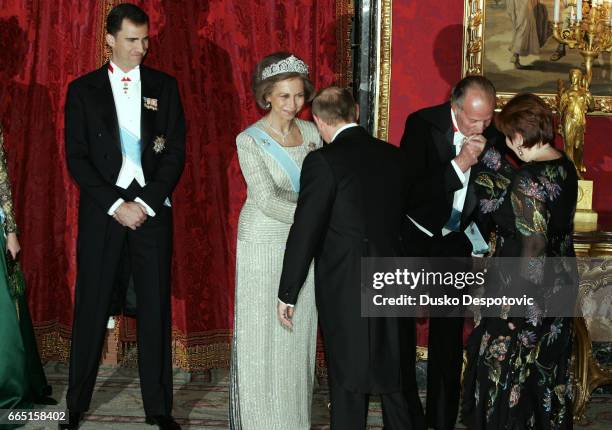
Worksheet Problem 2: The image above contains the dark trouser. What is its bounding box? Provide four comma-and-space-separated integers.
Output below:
329, 377, 425, 430
404, 222, 470, 430
67, 190, 173, 416
426, 317, 464, 430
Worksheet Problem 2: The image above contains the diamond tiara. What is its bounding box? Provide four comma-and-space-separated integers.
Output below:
261, 55, 309, 80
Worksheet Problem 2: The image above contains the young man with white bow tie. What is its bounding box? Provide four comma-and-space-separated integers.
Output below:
63, 4, 185, 429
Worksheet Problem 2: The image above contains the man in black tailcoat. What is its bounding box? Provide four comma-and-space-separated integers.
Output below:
399, 76, 500, 430
277, 87, 425, 429
63, 4, 184, 429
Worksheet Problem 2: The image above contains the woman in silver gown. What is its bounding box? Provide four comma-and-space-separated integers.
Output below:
229, 52, 322, 429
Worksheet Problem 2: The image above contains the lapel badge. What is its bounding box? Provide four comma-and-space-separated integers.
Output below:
153, 135, 166, 153
307, 142, 317, 152
143, 97, 158, 111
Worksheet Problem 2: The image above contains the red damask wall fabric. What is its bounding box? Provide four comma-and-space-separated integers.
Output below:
0, 0, 339, 366
0, 1, 98, 354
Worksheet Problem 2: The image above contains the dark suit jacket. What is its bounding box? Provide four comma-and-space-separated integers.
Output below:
65, 63, 185, 219
278, 126, 412, 394
65, 64, 185, 310
399, 102, 502, 255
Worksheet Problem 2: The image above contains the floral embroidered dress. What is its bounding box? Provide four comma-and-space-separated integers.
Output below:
462, 145, 578, 429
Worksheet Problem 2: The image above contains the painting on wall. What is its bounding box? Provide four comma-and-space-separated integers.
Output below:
463, 0, 612, 114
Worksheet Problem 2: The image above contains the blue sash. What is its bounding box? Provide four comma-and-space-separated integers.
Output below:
444, 208, 462, 232
119, 127, 142, 166
244, 126, 301, 192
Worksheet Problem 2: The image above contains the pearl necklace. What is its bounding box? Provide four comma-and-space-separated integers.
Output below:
266, 118, 294, 145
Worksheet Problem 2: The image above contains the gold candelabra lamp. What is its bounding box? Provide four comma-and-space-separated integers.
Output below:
553, 0, 612, 86
553, 0, 611, 231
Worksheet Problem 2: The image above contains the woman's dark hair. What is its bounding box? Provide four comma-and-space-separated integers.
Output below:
252, 52, 314, 110
496, 93, 554, 148
106, 3, 149, 36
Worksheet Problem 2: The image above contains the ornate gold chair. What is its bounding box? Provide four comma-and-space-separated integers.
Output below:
572, 229, 612, 420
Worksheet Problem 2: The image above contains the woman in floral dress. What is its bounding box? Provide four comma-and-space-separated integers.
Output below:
462, 93, 578, 429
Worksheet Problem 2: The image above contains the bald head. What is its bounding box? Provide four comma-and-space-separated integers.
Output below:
451, 76, 496, 136
311, 86, 358, 143
311, 86, 357, 126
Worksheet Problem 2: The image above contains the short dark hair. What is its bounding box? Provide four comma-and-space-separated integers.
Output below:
451, 75, 496, 109
495, 93, 554, 148
312, 86, 357, 125
106, 3, 149, 36
252, 52, 314, 110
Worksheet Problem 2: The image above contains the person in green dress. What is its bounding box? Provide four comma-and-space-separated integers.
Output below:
0, 125, 55, 428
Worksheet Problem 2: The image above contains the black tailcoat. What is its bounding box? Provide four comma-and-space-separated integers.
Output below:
278, 126, 414, 394
399, 101, 502, 430
64, 63, 185, 415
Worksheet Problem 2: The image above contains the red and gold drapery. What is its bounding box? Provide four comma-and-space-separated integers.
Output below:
0, 0, 353, 370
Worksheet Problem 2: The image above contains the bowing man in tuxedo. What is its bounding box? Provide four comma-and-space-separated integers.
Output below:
399, 76, 499, 430
277, 87, 425, 430
63, 4, 184, 429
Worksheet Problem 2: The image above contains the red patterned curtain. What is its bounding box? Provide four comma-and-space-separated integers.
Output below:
0, 0, 102, 360
0, 0, 350, 369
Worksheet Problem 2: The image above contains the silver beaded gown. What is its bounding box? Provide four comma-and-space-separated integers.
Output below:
230, 118, 321, 430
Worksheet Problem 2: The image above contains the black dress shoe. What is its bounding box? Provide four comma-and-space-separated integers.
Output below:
58, 411, 82, 429
145, 415, 181, 430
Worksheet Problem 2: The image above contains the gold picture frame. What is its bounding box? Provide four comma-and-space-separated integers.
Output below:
373, 0, 393, 140
462, 0, 612, 115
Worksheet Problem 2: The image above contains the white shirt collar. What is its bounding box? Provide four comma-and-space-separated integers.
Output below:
108, 61, 141, 84
450, 108, 466, 144
331, 123, 359, 143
